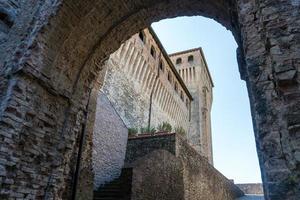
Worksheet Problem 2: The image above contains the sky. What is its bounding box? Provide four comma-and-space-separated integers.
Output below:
152, 16, 262, 184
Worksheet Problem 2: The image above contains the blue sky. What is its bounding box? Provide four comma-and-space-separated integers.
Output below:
152, 16, 262, 184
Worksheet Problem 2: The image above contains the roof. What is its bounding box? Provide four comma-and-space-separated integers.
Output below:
169, 47, 214, 87
148, 27, 193, 100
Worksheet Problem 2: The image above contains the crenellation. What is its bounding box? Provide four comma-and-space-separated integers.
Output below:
132, 55, 142, 78
143, 67, 152, 92
163, 92, 171, 111
149, 72, 156, 91
168, 96, 174, 115
125, 46, 135, 70
133, 57, 141, 79
122, 42, 133, 64
115, 43, 123, 58
119, 43, 128, 60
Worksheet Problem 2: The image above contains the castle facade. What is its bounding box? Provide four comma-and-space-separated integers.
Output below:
93, 27, 214, 187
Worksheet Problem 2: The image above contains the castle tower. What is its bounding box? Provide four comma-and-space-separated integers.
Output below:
170, 48, 214, 165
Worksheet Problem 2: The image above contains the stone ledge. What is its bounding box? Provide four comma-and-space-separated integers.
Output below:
236, 183, 264, 195
128, 131, 175, 140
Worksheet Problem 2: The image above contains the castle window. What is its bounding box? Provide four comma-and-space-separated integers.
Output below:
188, 55, 194, 62
150, 46, 156, 58
176, 58, 182, 64
168, 71, 172, 83
186, 99, 189, 108
159, 61, 164, 71
139, 31, 145, 43
180, 91, 184, 101
174, 82, 178, 93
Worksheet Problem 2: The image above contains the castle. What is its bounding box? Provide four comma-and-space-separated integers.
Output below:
92, 27, 214, 187
1, 1, 297, 199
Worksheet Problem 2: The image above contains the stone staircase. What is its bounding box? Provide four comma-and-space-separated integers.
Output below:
93, 168, 132, 200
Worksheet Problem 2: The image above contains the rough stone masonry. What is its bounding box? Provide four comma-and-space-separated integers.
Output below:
0, 0, 300, 199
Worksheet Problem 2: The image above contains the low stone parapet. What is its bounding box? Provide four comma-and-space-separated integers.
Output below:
236, 183, 264, 195
125, 133, 244, 200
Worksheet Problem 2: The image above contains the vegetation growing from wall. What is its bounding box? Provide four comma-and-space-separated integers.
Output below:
175, 126, 187, 138
128, 128, 138, 137
140, 126, 156, 134
157, 122, 172, 132
128, 122, 186, 138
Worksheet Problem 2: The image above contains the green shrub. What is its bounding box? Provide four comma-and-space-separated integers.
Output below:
157, 122, 172, 132
128, 128, 138, 137
175, 126, 187, 138
140, 126, 156, 134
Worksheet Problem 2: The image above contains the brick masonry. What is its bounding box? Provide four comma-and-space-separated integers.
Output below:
0, 0, 299, 199
126, 133, 244, 200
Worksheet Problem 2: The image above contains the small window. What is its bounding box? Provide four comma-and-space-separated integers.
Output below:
168, 72, 172, 83
159, 61, 164, 71
150, 46, 156, 58
176, 58, 182, 64
186, 99, 189, 108
180, 91, 184, 101
174, 82, 178, 93
139, 31, 145, 43
188, 55, 194, 62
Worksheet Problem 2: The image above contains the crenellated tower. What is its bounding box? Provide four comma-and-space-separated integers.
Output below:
170, 48, 214, 165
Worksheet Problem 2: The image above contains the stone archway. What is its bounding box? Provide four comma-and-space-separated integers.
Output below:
0, 0, 299, 199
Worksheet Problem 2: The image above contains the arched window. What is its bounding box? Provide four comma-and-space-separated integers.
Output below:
159, 61, 164, 71
188, 55, 194, 62
139, 31, 145, 43
150, 46, 156, 58
174, 82, 178, 93
176, 58, 182, 64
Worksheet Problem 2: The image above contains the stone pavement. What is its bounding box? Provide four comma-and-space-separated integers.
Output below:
236, 195, 265, 200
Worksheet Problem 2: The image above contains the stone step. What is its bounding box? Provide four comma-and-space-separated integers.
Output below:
93, 168, 132, 200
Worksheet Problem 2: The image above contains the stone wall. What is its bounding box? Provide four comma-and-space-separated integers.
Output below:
102, 30, 214, 163
125, 133, 176, 164
0, 0, 17, 43
176, 135, 244, 200
236, 183, 264, 195
125, 133, 244, 200
101, 28, 192, 133
131, 150, 185, 200
92, 91, 128, 188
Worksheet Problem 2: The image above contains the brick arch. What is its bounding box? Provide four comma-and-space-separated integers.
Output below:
0, 0, 299, 200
